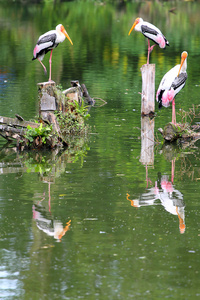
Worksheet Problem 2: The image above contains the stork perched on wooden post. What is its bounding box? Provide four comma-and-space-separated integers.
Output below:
128, 17, 169, 64
32, 24, 73, 82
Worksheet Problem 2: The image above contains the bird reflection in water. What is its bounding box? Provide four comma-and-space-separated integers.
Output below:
32, 182, 71, 241
127, 160, 186, 234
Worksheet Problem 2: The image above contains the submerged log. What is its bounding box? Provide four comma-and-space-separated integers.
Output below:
158, 123, 181, 142
140, 64, 155, 116
158, 122, 200, 143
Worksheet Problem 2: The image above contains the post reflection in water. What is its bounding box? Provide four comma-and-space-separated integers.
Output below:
140, 116, 154, 166
32, 181, 71, 242
127, 158, 186, 234
128, 114, 186, 234
140, 116, 154, 188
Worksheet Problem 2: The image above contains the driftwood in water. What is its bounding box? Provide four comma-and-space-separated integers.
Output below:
0, 115, 40, 142
140, 64, 155, 116
158, 122, 200, 143
0, 80, 93, 149
81, 83, 95, 105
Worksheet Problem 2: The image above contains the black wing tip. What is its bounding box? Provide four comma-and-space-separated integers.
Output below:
157, 90, 164, 109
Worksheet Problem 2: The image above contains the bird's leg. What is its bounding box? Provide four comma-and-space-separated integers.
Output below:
147, 39, 150, 64
48, 182, 51, 213
37, 58, 47, 76
48, 49, 53, 82
147, 39, 156, 64
171, 159, 175, 184
172, 98, 176, 125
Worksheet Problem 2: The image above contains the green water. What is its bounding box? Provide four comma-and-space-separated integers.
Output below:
1, 1, 200, 299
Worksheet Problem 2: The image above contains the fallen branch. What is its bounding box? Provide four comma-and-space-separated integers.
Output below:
92, 97, 107, 107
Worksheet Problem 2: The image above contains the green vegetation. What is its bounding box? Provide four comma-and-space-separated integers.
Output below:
23, 97, 90, 149
25, 123, 53, 145
55, 100, 90, 137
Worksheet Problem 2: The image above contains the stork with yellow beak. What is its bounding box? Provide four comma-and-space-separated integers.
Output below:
156, 51, 188, 125
128, 17, 169, 64
32, 24, 73, 82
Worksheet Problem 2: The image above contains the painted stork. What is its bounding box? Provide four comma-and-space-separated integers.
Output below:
32, 24, 73, 82
156, 51, 188, 125
128, 17, 169, 64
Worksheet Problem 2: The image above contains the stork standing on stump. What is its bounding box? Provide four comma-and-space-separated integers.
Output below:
32, 24, 73, 82
128, 17, 169, 64
156, 51, 188, 125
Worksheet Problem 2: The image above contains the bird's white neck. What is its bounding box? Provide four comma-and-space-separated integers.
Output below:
56, 28, 66, 43
135, 22, 142, 32
181, 59, 187, 73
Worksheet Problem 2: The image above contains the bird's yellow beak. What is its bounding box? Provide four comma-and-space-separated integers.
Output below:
128, 18, 139, 36
178, 51, 188, 76
61, 25, 73, 45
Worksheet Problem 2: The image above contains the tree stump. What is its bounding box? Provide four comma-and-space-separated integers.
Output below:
0, 81, 93, 149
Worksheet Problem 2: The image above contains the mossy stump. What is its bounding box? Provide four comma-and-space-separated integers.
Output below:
158, 122, 200, 143
0, 81, 92, 150
37, 81, 82, 120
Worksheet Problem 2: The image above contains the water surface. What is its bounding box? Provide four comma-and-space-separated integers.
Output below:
0, 1, 200, 299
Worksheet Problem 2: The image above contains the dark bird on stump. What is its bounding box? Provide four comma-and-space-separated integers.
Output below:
32, 24, 73, 82
156, 51, 188, 125
128, 17, 169, 64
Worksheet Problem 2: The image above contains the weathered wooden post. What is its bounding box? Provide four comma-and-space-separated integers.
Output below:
140, 64, 155, 116
140, 63, 155, 164
139, 64, 155, 184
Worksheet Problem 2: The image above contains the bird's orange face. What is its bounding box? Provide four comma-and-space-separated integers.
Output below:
128, 17, 140, 35
178, 51, 188, 76
60, 25, 73, 45
182, 51, 188, 59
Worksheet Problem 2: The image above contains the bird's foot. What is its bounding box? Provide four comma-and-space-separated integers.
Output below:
148, 44, 156, 54
147, 44, 156, 64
